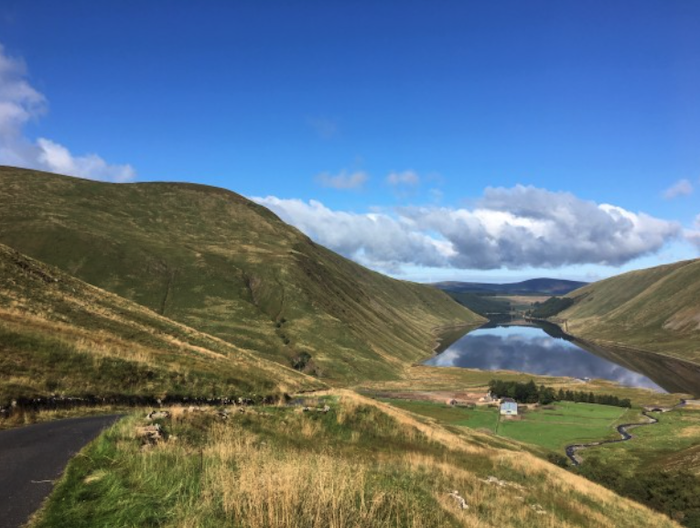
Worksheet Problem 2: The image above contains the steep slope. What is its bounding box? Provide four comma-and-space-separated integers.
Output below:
31, 391, 682, 528
558, 259, 700, 364
0, 166, 481, 383
0, 242, 323, 406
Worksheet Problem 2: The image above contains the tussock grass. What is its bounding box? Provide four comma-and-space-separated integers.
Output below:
31, 392, 680, 528
0, 242, 323, 406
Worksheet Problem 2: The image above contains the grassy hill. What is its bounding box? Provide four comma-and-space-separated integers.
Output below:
0, 242, 323, 407
0, 166, 481, 383
558, 259, 700, 364
30, 391, 681, 528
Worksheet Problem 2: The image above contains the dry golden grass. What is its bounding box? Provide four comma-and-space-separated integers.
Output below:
31, 391, 682, 528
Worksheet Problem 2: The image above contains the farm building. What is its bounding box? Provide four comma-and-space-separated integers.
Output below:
499, 398, 518, 416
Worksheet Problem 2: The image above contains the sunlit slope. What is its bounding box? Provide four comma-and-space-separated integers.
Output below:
0, 166, 480, 383
32, 391, 681, 528
560, 259, 700, 364
0, 243, 323, 406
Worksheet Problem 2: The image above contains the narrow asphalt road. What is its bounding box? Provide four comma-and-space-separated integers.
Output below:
0, 414, 122, 528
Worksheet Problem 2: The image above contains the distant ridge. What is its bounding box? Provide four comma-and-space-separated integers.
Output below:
432, 278, 588, 296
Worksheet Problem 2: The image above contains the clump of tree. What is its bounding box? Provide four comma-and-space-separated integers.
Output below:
488, 380, 556, 404
556, 388, 631, 407
527, 296, 574, 318
488, 379, 631, 408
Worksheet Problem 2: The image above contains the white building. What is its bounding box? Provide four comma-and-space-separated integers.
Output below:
500, 398, 518, 416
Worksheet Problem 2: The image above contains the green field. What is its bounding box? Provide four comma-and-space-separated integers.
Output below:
498, 402, 628, 451
379, 398, 629, 452
379, 398, 500, 430
581, 406, 700, 474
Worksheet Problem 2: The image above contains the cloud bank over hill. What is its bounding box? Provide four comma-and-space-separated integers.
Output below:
255, 185, 682, 272
0, 43, 135, 182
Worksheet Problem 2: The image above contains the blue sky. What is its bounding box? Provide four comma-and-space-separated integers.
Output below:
1, 1, 699, 282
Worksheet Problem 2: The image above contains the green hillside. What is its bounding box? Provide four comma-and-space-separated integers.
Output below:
0, 166, 481, 383
30, 391, 681, 528
559, 259, 700, 364
0, 242, 323, 406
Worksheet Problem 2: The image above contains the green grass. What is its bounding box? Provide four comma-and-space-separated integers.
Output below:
444, 291, 511, 316
0, 242, 323, 406
560, 259, 700, 366
497, 402, 628, 451
28, 392, 679, 528
379, 398, 500, 430
580, 407, 700, 475
0, 166, 482, 384
378, 398, 630, 453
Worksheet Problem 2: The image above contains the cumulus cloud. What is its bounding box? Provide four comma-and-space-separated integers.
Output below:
686, 231, 700, 251
316, 170, 368, 190
0, 43, 135, 182
386, 170, 420, 187
253, 196, 452, 271
254, 185, 681, 272
663, 179, 693, 199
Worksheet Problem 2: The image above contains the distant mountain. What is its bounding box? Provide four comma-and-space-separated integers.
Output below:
0, 166, 481, 383
432, 278, 588, 296
559, 259, 700, 365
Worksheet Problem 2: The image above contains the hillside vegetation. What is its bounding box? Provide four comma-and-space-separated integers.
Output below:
30, 391, 680, 528
0, 242, 323, 407
0, 166, 481, 383
433, 278, 587, 295
558, 259, 700, 364
443, 291, 512, 317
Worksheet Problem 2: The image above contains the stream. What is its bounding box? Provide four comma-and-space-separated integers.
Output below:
564, 399, 688, 465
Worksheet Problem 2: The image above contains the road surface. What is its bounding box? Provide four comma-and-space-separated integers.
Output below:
0, 415, 121, 528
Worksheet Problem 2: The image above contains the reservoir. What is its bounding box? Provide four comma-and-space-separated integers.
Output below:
428, 321, 700, 395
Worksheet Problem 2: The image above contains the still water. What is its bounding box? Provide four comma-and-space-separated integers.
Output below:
426, 323, 666, 391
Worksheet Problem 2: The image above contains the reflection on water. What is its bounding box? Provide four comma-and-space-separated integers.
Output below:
426, 324, 665, 392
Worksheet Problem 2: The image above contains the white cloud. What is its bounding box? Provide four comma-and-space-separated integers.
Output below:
35, 138, 135, 182
684, 214, 700, 253
316, 170, 367, 190
254, 185, 682, 272
663, 179, 693, 199
386, 170, 420, 186
253, 196, 450, 271
0, 43, 135, 182
685, 230, 700, 252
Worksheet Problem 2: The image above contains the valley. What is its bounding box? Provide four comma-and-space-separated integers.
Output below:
0, 167, 699, 527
